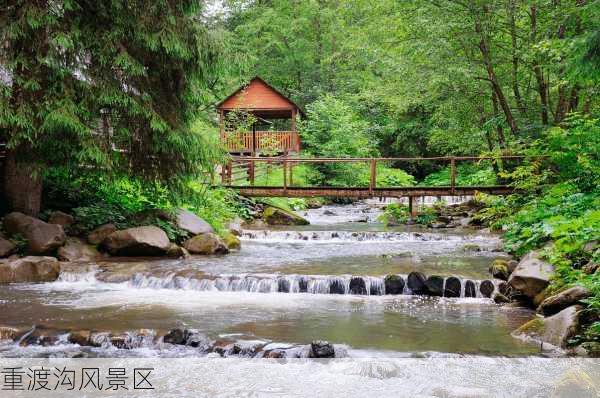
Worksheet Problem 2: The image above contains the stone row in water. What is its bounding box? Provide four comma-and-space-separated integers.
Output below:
128, 272, 497, 298
0, 326, 339, 359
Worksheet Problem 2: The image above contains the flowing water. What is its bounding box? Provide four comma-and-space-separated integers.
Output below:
0, 201, 541, 359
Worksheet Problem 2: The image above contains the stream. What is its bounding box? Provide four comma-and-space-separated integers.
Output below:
4, 201, 594, 396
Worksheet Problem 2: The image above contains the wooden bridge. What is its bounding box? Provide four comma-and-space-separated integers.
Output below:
218, 155, 533, 199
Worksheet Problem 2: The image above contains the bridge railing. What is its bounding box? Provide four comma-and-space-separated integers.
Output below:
220, 155, 539, 194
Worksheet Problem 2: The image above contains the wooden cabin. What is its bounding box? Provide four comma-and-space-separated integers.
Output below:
217, 77, 303, 155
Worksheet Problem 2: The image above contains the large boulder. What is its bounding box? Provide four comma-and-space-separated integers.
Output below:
348, 277, 367, 295
183, 233, 229, 255
263, 206, 309, 226
87, 224, 117, 245
3, 212, 66, 255
176, 209, 214, 235
508, 251, 554, 298
513, 305, 582, 348
101, 226, 170, 256
444, 277, 462, 298
0, 256, 60, 283
538, 286, 590, 316
0, 237, 16, 258
48, 211, 74, 227
57, 237, 100, 262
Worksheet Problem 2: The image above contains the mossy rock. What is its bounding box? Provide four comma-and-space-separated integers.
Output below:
223, 232, 241, 250
489, 259, 509, 280
516, 317, 546, 335
461, 243, 481, 252
263, 206, 309, 226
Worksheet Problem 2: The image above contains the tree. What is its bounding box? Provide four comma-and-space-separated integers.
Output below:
0, 0, 222, 215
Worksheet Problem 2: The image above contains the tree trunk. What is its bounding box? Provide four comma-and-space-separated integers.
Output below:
491, 90, 507, 149
530, 4, 550, 125
3, 149, 42, 217
507, 0, 526, 116
475, 10, 519, 136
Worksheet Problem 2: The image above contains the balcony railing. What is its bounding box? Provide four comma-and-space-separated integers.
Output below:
221, 131, 300, 154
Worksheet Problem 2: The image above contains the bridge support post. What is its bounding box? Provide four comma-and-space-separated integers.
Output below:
249, 159, 255, 186
369, 159, 377, 197
283, 159, 288, 193
409, 196, 418, 219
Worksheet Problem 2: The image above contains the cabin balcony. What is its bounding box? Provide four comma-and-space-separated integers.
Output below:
222, 131, 300, 154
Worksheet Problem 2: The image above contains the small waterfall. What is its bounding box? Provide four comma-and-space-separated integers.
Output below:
240, 230, 494, 243
126, 272, 497, 299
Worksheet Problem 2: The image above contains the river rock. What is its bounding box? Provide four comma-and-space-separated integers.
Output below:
309, 340, 335, 358
183, 233, 229, 255
349, 277, 367, 295
163, 328, 186, 345
429, 221, 447, 229
68, 330, 94, 346
101, 226, 170, 256
87, 224, 117, 245
223, 232, 241, 250
176, 209, 214, 235
298, 277, 308, 293
444, 277, 461, 298
513, 305, 582, 348
165, 243, 188, 258
48, 211, 74, 227
425, 275, 444, 296
489, 259, 509, 281
582, 261, 598, 275
263, 206, 309, 226
226, 217, 244, 236
538, 286, 590, 316
0, 326, 20, 341
464, 280, 476, 297
384, 275, 405, 295
508, 250, 554, 298
0, 256, 60, 283
479, 280, 495, 298
278, 278, 290, 293
507, 260, 519, 273
493, 293, 511, 304
3, 212, 66, 255
58, 237, 99, 262
407, 271, 427, 294
329, 279, 345, 294
0, 237, 15, 258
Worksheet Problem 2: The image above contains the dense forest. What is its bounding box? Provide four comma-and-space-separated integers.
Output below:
0, 1, 599, 353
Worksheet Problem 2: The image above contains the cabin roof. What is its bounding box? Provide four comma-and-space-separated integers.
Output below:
217, 76, 304, 118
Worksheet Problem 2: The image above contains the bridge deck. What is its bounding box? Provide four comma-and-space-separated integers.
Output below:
223, 185, 513, 198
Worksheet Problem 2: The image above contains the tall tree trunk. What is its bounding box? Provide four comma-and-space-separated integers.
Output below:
530, 4, 550, 125
3, 149, 42, 216
491, 90, 507, 149
475, 8, 520, 136
507, 0, 526, 116
568, 86, 579, 113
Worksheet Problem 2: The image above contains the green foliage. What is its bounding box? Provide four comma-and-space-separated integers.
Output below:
421, 164, 497, 187
379, 203, 437, 226
8, 234, 28, 256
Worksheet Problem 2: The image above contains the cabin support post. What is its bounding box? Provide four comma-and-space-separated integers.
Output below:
283, 159, 288, 192
249, 159, 255, 186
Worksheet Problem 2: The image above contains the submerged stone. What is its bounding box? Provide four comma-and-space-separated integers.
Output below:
278, 278, 290, 293
464, 280, 476, 298
384, 275, 405, 295
407, 271, 427, 295
329, 279, 345, 294
349, 277, 367, 295
479, 280, 495, 298
425, 275, 444, 296
444, 277, 461, 298
309, 341, 335, 358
